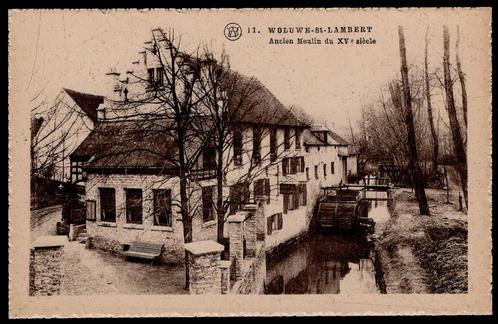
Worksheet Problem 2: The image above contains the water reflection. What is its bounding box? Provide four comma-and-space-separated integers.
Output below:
265, 234, 378, 294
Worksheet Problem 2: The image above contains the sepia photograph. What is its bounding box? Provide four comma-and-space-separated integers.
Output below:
8, 8, 492, 317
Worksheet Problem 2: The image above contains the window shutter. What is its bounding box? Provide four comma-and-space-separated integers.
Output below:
301, 157, 305, 172
283, 194, 288, 214
264, 178, 271, 204
267, 216, 273, 235
278, 213, 283, 230
282, 158, 288, 176
302, 184, 307, 206
254, 179, 261, 197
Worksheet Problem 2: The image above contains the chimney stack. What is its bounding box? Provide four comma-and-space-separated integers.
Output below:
105, 67, 122, 101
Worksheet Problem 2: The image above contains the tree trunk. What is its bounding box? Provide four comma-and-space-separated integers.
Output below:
180, 174, 191, 289
456, 26, 468, 129
398, 26, 430, 215
424, 27, 439, 173
443, 25, 468, 208
216, 139, 225, 244
177, 126, 192, 289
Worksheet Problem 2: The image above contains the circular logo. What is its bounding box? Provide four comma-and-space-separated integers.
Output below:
224, 23, 242, 41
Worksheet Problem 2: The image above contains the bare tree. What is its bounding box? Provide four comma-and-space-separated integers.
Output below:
455, 26, 468, 129
31, 90, 93, 181
398, 26, 430, 215
195, 48, 307, 243
425, 27, 439, 173
443, 25, 468, 208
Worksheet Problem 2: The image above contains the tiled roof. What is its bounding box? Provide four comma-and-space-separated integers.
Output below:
64, 88, 104, 124
327, 130, 349, 146
71, 118, 202, 171
224, 72, 306, 127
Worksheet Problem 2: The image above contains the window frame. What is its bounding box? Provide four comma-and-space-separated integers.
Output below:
99, 188, 116, 222
125, 188, 143, 224
153, 189, 172, 227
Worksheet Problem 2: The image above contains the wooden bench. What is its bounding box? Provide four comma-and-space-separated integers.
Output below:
122, 242, 164, 265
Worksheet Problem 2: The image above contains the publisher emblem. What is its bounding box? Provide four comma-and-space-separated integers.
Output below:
224, 23, 242, 41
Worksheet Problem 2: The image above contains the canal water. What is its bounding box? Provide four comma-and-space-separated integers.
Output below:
264, 193, 391, 295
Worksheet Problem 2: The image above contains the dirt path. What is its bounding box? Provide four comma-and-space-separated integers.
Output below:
30, 205, 62, 242
60, 241, 187, 295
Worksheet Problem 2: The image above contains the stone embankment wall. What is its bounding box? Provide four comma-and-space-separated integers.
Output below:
29, 247, 63, 296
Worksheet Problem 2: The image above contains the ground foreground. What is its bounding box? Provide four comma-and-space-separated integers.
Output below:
375, 188, 467, 293
61, 241, 187, 295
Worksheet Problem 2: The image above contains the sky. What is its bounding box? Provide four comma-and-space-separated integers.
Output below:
10, 9, 491, 137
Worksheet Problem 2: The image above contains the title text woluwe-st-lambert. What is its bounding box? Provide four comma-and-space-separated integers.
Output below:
263, 25, 376, 45
266, 26, 373, 34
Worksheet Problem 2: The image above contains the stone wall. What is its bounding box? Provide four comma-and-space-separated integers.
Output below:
233, 242, 266, 294
29, 247, 63, 296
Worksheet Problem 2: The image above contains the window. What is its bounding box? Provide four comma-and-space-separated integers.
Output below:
155, 68, 164, 86
203, 146, 216, 170
306, 167, 309, 180
284, 128, 291, 150
229, 182, 250, 215
153, 189, 172, 227
323, 164, 327, 178
233, 127, 243, 166
254, 178, 271, 204
295, 128, 302, 150
252, 126, 262, 164
298, 184, 307, 206
283, 192, 297, 213
282, 183, 306, 214
331, 162, 335, 174
99, 188, 116, 222
283, 157, 303, 176
282, 158, 289, 176
290, 157, 298, 174
126, 189, 143, 224
270, 128, 277, 162
86, 200, 96, 221
202, 186, 215, 222
267, 213, 283, 235
147, 68, 155, 87
314, 165, 319, 179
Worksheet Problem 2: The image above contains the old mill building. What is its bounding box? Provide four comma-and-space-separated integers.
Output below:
70, 29, 357, 263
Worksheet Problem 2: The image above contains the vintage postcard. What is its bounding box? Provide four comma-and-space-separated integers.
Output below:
8, 8, 492, 317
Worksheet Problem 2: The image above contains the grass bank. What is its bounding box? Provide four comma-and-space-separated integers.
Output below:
374, 188, 467, 293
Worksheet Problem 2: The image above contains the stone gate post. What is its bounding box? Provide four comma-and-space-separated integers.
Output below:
184, 240, 225, 294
